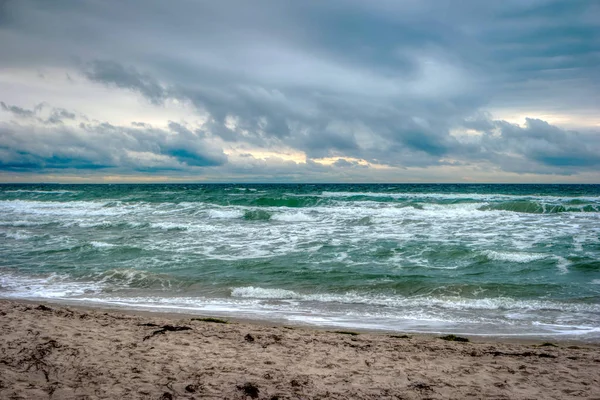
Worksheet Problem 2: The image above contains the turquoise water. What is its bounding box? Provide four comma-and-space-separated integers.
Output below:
1, 183, 599, 339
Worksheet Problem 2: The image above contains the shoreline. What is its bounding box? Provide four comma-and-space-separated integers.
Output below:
2, 299, 600, 399
5, 296, 600, 346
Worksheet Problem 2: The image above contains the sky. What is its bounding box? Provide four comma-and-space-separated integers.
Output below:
0, 0, 599, 183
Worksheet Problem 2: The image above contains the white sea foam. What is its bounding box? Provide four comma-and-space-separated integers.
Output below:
0, 273, 103, 298
230, 286, 600, 313
0, 220, 48, 227
1, 273, 598, 338
95, 269, 172, 288
554, 256, 571, 274
207, 209, 244, 219
4, 190, 78, 194
62, 295, 600, 338
75, 220, 115, 228
319, 191, 600, 203
150, 222, 189, 230
3, 231, 33, 240
482, 250, 548, 263
231, 286, 298, 299
271, 212, 315, 222
90, 241, 116, 249
0, 200, 131, 218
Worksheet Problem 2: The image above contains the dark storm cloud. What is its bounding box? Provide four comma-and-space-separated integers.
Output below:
475, 118, 600, 173
83, 60, 168, 105
0, 0, 598, 178
0, 118, 227, 172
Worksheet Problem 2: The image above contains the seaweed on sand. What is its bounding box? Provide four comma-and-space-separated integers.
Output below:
439, 334, 470, 342
331, 330, 360, 336
191, 317, 228, 324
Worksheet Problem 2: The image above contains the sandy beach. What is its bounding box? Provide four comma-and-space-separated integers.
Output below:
0, 300, 598, 399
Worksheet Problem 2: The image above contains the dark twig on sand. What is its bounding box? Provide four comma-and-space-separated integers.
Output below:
487, 351, 557, 359
142, 325, 192, 341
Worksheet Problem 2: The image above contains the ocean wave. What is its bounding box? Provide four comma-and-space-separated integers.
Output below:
0, 273, 103, 298
230, 286, 599, 313
149, 222, 189, 230
243, 210, 272, 221
0, 200, 137, 217
0, 268, 176, 299
479, 201, 599, 214
320, 191, 600, 202
207, 209, 244, 219
2, 230, 34, 240
250, 197, 322, 208
0, 220, 53, 227
482, 250, 548, 263
3, 190, 78, 194
554, 256, 571, 274
94, 269, 174, 289
51, 294, 599, 338
232, 286, 298, 299
271, 211, 315, 222
89, 241, 117, 249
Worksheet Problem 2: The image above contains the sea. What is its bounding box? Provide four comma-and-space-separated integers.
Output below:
1, 183, 599, 340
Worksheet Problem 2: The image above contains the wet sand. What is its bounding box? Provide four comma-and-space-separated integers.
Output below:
1, 299, 599, 399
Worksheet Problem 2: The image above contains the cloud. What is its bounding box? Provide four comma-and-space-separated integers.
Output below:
1, 101, 36, 118
46, 108, 76, 124
1, 101, 79, 125
0, 0, 598, 181
83, 60, 168, 105
472, 118, 600, 174
0, 116, 227, 172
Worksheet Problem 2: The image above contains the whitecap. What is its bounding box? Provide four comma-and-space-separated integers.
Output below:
482, 250, 548, 263
271, 212, 314, 222
150, 222, 189, 230
89, 241, 116, 249
3, 231, 32, 240
554, 256, 571, 274
207, 209, 244, 219
231, 286, 299, 299
4, 190, 78, 194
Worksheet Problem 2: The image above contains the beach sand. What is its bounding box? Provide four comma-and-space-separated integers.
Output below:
1, 300, 599, 399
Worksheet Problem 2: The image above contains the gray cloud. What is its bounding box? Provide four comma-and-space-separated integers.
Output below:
83, 60, 168, 105
46, 108, 76, 124
0, 117, 227, 172
0, 0, 599, 180
1, 101, 36, 118
1, 101, 79, 125
474, 118, 600, 174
